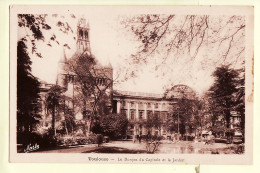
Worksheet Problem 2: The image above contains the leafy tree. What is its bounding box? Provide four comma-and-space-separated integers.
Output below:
17, 14, 75, 137
164, 85, 200, 136
18, 14, 51, 58
195, 95, 215, 135
145, 112, 162, 135
234, 63, 245, 133
61, 100, 76, 135
98, 114, 128, 139
65, 52, 115, 135
45, 85, 63, 135
18, 14, 74, 57
208, 65, 240, 129
175, 98, 196, 135
64, 113, 76, 135
17, 39, 41, 135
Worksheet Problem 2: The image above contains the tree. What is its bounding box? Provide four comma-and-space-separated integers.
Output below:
45, 85, 63, 136
17, 14, 75, 136
145, 112, 162, 136
98, 114, 128, 139
208, 65, 240, 129
164, 85, 199, 136
65, 52, 114, 135
17, 14, 51, 136
121, 14, 245, 76
234, 63, 245, 133
196, 95, 215, 135
175, 98, 197, 136
61, 98, 76, 135
17, 39, 42, 135
18, 14, 74, 58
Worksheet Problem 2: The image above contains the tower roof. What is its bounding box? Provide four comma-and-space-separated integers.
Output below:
77, 18, 89, 29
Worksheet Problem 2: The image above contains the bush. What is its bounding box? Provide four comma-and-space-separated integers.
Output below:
64, 137, 75, 146
76, 137, 87, 145
56, 136, 88, 146
55, 134, 104, 146
87, 134, 98, 144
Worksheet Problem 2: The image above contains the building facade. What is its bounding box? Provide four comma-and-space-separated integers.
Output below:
112, 90, 174, 138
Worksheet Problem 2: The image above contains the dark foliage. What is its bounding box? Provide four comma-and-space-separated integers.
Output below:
92, 114, 128, 140
18, 14, 51, 58
18, 14, 51, 40
145, 113, 162, 135
66, 52, 114, 134
17, 40, 41, 136
208, 65, 243, 129
45, 85, 63, 135
17, 130, 57, 152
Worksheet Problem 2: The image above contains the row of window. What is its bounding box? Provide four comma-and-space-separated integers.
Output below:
123, 109, 168, 121
120, 101, 168, 109
63, 74, 111, 86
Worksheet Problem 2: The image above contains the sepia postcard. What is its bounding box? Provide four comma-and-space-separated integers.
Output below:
9, 5, 254, 164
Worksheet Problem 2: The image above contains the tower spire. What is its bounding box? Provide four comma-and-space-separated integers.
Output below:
56, 47, 68, 88
59, 46, 67, 63
77, 18, 91, 54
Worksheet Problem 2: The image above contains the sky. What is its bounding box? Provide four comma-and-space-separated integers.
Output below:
17, 8, 246, 97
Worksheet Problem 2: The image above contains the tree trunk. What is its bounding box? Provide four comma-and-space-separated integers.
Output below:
225, 110, 231, 128
64, 120, 69, 135
87, 117, 92, 136
52, 106, 56, 136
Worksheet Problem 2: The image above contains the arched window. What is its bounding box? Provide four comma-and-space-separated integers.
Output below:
79, 29, 83, 39
84, 30, 88, 39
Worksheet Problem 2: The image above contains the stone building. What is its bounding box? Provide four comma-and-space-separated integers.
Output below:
112, 90, 174, 138
112, 85, 198, 139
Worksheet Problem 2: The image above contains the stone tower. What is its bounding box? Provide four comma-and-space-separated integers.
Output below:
56, 18, 114, 116
56, 47, 68, 89
77, 18, 91, 55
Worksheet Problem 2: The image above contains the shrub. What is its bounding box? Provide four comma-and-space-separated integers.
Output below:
76, 137, 87, 145
39, 133, 58, 148
144, 135, 163, 154
87, 134, 98, 144
64, 137, 75, 146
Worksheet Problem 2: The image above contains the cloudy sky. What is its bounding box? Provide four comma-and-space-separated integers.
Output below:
17, 6, 248, 96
